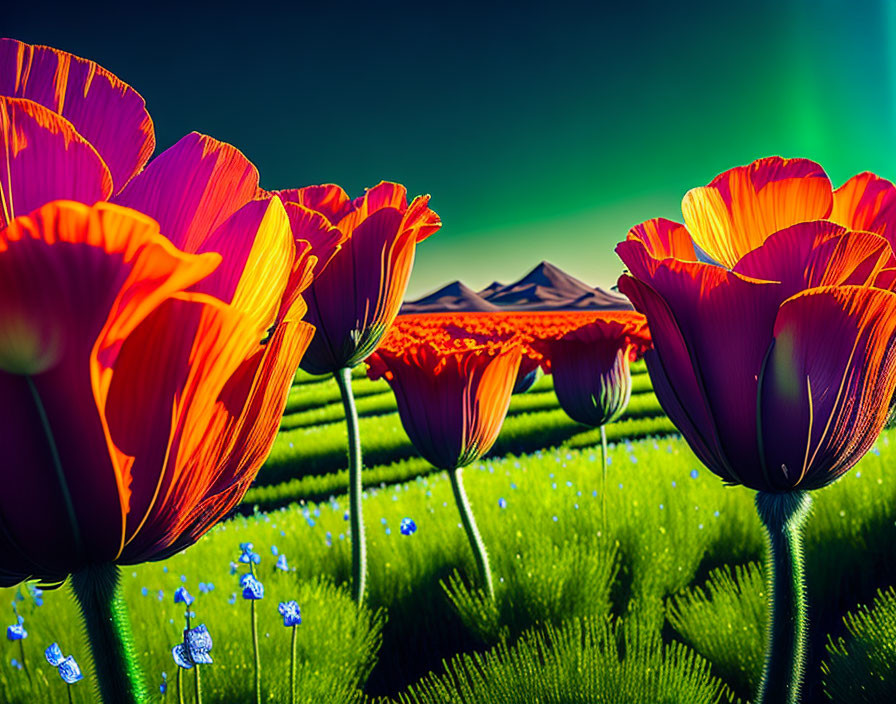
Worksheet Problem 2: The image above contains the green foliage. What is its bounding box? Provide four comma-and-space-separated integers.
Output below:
397, 617, 726, 704
822, 586, 896, 701
667, 562, 766, 699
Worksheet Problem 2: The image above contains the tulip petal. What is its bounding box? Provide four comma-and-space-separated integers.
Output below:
273, 184, 350, 225
112, 132, 260, 253
617, 236, 785, 484
403, 194, 442, 243
682, 157, 833, 268
110, 293, 260, 557
627, 218, 697, 261
301, 207, 412, 372
831, 172, 896, 243
144, 314, 315, 560
193, 196, 294, 332
0, 201, 219, 575
0, 39, 154, 191
336, 182, 409, 236
0, 97, 112, 228
760, 286, 896, 490
282, 202, 347, 278
732, 221, 892, 293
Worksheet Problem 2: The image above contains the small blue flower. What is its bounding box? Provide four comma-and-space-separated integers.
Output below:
6, 624, 26, 641
229, 562, 238, 575
45, 642, 64, 667
171, 644, 193, 670
239, 542, 254, 553
185, 624, 213, 664
27, 584, 43, 607
276, 554, 288, 571
10, 658, 21, 670
690, 469, 699, 479
241, 574, 264, 600
497, 498, 507, 509
399, 518, 417, 536
174, 587, 194, 607
228, 593, 237, 605
278, 600, 302, 627
271, 545, 279, 556
239, 551, 261, 565
160, 671, 168, 694
58, 656, 83, 684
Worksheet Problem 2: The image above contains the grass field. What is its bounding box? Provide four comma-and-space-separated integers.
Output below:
3, 361, 896, 703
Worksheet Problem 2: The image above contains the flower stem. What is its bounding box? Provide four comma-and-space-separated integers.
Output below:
194, 664, 202, 704
251, 599, 261, 704
70, 564, 148, 704
336, 367, 367, 604
449, 466, 494, 600
18, 639, 31, 684
290, 623, 298, 704
177, 668, 183, 704
754, 491, 812, 704
67, 685, 74, 704
600, 424, 608, 535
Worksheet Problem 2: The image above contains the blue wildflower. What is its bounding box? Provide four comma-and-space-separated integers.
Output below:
271, 545, 279, 556
45, 642, 64, 667
173, 624, 213, 669
278, 601, 302, 627
497, 498, 507, 509
58, 656, 83, 684
160, 671, 168, 694
276, 554, 288, 571
690, 469, 699, 479
10, 658, 21, 670
6, 624, 26, 641
400, 518, 417, 535
241, 574, 264, 600
174, 586, 194, 607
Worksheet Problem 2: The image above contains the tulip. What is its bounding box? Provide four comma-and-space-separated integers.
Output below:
368, 334, 522, 599
617, 156, 896, 704
0, 40, 322, 703
275, 182, 440, 604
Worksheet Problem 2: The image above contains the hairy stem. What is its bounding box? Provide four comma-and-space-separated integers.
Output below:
755, 491, 812, 704
450, 466, 495, 599
600, 424, 608, 535
70, 564, 148, 704
336, 368, 367, 603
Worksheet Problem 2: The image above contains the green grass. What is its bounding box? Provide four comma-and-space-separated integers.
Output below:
5, 355, 896, 703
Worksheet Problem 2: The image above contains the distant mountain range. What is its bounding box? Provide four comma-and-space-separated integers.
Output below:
401, 261, 632, 313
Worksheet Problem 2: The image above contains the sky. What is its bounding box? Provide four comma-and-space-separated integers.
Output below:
6, 0, 896, 297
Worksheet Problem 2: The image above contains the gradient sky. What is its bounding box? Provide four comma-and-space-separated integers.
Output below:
7, 0, 896, 296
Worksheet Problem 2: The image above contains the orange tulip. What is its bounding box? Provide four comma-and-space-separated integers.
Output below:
367, 337, 523, 470
532, 312, 650, 428
274, 182, 441, 375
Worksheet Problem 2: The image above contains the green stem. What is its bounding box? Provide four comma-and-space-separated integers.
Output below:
755, 491, 812, 704
70, 564, 148, 704
449, 467, 494, 600
177, 668, 183, 704
251, 599, 261, 704
600, 424, 608, 536
67, 685, 74, 704
290, 624, 297, 704
194, 664, 202, 704
335, 368, 367, 604
18, 638, 31, 684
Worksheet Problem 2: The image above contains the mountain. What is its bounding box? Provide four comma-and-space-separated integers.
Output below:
401, 262, 632, 313
400, 281, 500, 313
